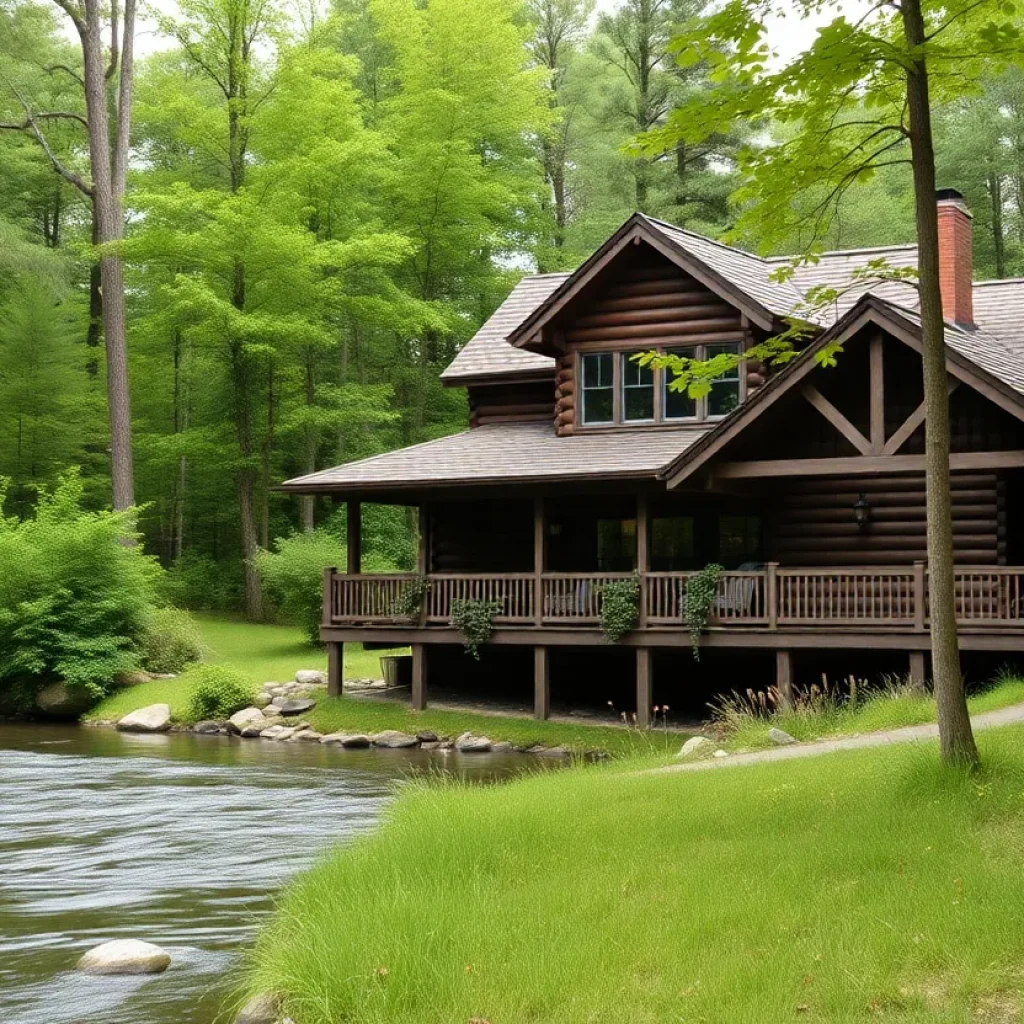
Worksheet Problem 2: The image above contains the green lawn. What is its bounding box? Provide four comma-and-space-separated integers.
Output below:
242, 726, 1024, 1024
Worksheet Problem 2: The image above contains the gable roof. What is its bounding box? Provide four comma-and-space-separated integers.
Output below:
658, 293, 1024, 489
279, 421, 712, 496
442, 213, 924, 386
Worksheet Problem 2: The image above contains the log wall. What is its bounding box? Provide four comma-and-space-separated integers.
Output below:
768, 471, 1007, 566
468, 380, 553, 428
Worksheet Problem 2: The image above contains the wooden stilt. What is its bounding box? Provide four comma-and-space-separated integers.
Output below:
776, 649, 794, 710
411, 643, 426, 710
534, 645, 550, 720
636, 647, 652, 729
327, 642, 343, 697
909, 650, 927, 692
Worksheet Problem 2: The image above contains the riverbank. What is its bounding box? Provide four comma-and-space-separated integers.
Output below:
243, 723, 1024, 1024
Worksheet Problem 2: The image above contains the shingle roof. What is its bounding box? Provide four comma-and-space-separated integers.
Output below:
440, 274, 567, 382
280, 421, 712, 494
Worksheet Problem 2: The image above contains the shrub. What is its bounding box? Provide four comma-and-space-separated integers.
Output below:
0, 471, 159, 709
683, 563, 722, 659
450, 598, 503, 659
185, 664, 253, 720
599, 573, 640, 644
159, 550, 239, 611
140, 606, 206, 674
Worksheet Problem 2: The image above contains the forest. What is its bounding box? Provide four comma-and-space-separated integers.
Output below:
3, 0, 1024, 621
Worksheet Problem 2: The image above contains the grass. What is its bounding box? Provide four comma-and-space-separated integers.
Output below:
243, 726, 1024, 1024
715, 676, 1024, 751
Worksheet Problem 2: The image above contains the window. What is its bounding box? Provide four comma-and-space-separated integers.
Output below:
707, 343, 741, 417
581, 353, 614, 425
621, 354, 654, 421
663, 347, 697, 421
597, 518, 636, 572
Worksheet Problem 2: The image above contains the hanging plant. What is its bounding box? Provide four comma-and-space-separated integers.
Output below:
599, 572, 641, 644
392, 575, 430, 621
684, 563, 723, 660
450, 598, 503, 660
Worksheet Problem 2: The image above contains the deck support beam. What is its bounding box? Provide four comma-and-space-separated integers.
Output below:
327, 642, 343, 698
776, 649, 794, 710
637, 493, 649, 628
411, 643, 426, 710
534, 645, 550, 720
909, 650, 928, 692
346, 502, 361, 575
636, 647, 652, 728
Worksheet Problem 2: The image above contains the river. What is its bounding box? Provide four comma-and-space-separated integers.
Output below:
0, 724, 535, 1024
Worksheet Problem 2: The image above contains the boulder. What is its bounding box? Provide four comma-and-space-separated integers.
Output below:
294, 729, 323, 742
113, 670, 154, 687
77, 939, 170, 975
252, 693, 272, 709
240, 723, 265, 738
272, 698, 316, 717
321, 732, 372, 748
713, 749, 730, 758
420, 740, 443, 751
768, 727, 798, 746
455, 732, 492, 753
116, 704, 172, 733
372, 730, 420, 749
416, 731, 439, 743
677, 736, 715, 759
192, 720, 221, 735
227, 708, 265, 735
260, 725, 296, 741
295, 670, 326, 685
34, 680, 96, 720
236, 992, 281, 1024
490, 741, 514, 753
535, 746, 568, 758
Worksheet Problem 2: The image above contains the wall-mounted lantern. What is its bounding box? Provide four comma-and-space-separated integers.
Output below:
853, 493, 872, 530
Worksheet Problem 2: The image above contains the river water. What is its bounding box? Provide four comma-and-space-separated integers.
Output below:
0, 724, 533, 1024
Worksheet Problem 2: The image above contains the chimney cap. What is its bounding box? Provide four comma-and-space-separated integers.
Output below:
937, 187, 969, 206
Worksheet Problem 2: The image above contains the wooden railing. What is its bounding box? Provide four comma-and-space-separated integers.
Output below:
324, 565, 1024, 631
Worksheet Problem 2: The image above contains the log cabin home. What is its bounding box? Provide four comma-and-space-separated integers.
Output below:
280, 190, 1024, 724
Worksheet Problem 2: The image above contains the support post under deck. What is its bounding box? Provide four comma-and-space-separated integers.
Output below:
534, 645, 550, 720
411, 643, 427, 711
636, 647, 652, 729
909, 650, 928, 692
327, 642, 343, 698
776, 649, 794, 710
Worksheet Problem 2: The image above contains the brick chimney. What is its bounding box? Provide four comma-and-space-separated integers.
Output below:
936, 188, 974, 326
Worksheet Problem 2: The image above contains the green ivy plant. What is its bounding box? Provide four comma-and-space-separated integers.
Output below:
450, 598, 503, 660
392, 575, 430, 621
684, 563, 723, 660
599, 572, 640, 644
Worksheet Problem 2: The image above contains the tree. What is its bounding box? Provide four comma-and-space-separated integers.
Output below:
0, 0, 137, 511
643, 0, 1024, 767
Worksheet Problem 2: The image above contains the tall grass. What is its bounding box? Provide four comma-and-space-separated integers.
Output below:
243, 725, 1024, 1023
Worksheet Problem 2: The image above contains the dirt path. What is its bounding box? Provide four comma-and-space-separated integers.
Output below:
650, 702, 1024, 774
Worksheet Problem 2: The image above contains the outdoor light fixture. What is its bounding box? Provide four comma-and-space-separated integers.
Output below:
853, 493, 872, 530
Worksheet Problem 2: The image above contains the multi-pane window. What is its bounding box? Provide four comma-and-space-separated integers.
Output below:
706, 343, 742, 418
621, 354, 655, 421
581, 353, 614, 425
663, 346, 697, 421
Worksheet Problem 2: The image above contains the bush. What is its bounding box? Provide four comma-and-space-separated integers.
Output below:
0, 471, 160, 710
140, 606, 206, 674
185, 664, 253, 720
159, 550, 240, 611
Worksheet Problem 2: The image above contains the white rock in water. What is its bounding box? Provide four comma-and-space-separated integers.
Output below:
372, 730, 420, 748
768, 727, 798, 746
116, 704, 171, 733
295, 670, 325, 685
77, 939, 171, 975
455, 732, 492, 753
677, 736, 714, 758
227, 707, 265, 734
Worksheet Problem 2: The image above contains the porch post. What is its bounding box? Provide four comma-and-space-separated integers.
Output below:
636, 647, 652, 728
346, 501, 361, 575
327, 642, 343, 698
534, 645, 550, 720
909, 650, 927, 693
913, 561, 926, 631
534, 496, 545, 627
775, 649, 794, 710
417, 503, 429, 575
411, 643, 427, 710
636, 493, 649, 628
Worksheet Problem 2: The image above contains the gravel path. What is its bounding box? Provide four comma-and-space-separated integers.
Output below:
650, 701, 1024, 774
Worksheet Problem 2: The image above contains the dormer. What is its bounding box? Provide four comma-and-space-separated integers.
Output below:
505, 215, 781, 436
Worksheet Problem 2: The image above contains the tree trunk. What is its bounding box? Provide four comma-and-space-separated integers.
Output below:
901, 0, 979, 768
988, 166, 1006, 278
85, 212, 102, 377
300, 346, 317, 533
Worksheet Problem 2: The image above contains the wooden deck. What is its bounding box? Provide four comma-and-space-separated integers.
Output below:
325, 565, 1024, 634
